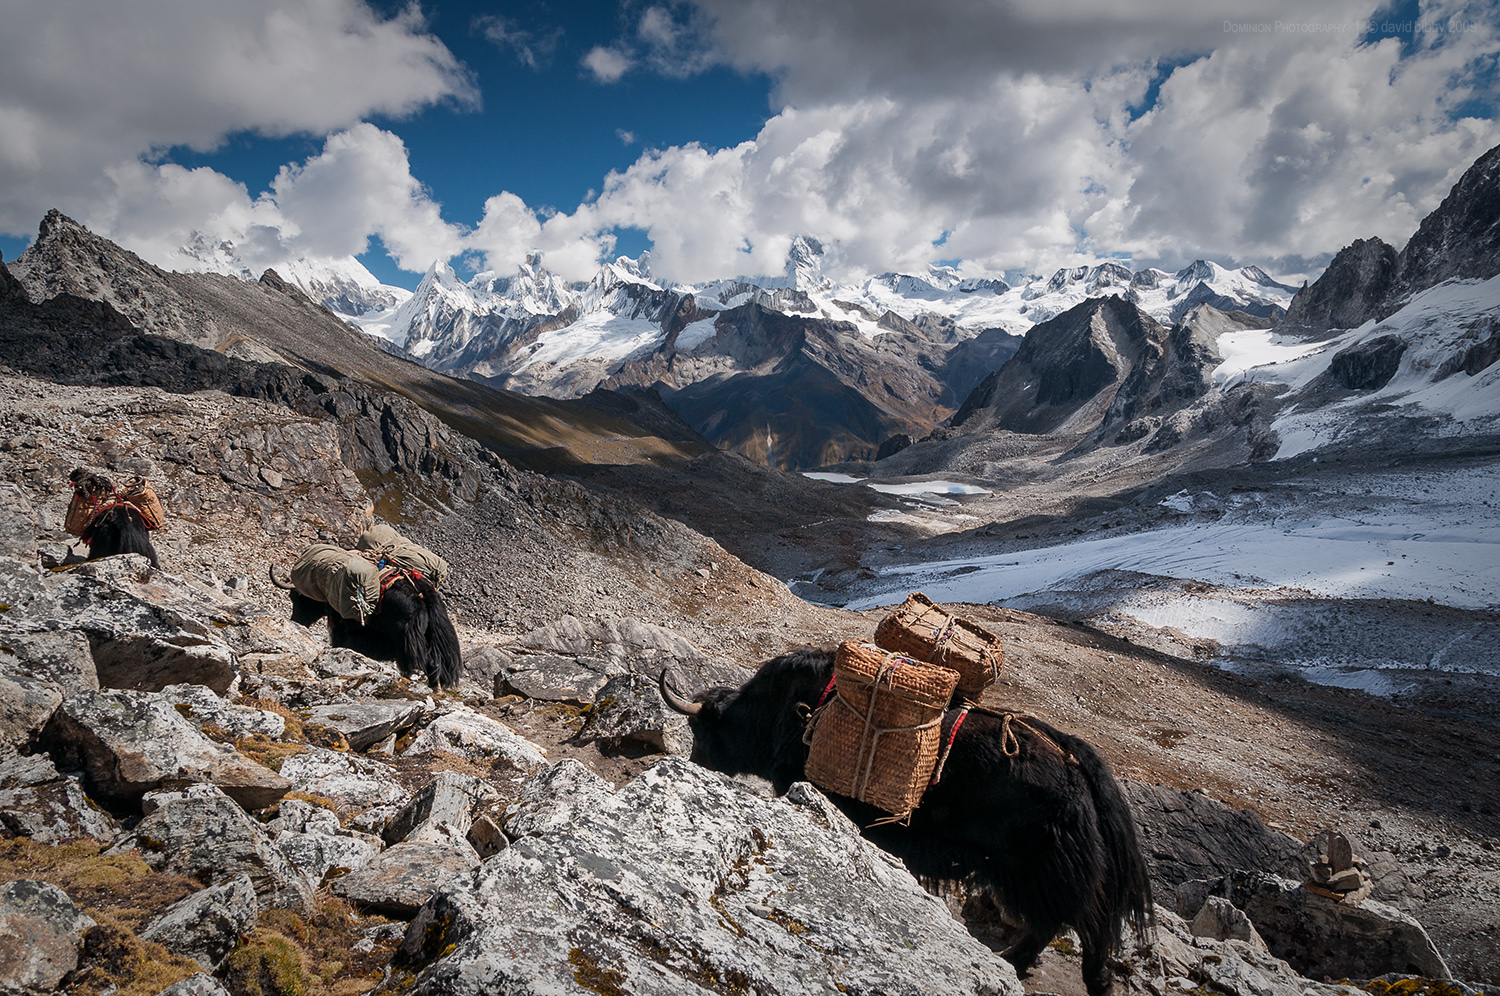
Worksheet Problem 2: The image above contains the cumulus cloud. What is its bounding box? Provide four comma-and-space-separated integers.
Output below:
0, 0, 474, 237
582, 46, 633, 83
537, 0, 1500, 282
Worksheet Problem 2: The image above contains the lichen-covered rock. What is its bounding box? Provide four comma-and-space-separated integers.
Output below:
396, 758, 1020, 996
276, 746, 410, 819
269, 800, 383, 888
0, 662, 63, 754
42, 687, 290, 809
150, 972, 233, 996
160, 683, 285, 740
0, 753, 119, 843
108, 784, 312, 910
1149, 905, 1325, 996
139, 874, 258, 970
16, 556, 239, 693
0, 483, 37, 562
0, 880, 95, 996
0, 629, 97, 694
305, 700, 425, 752
384, 771, 500, 847
333, 840, 480, 917
585, 672, 693, 756
399, 704, 546, 772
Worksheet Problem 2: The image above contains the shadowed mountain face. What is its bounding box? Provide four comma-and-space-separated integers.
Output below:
1282, 141, 1500, 334
6, 211, 709, 471
598, 302, 988, 469
952, 296, 1168, 436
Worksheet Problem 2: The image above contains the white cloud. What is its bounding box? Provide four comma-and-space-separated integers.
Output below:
532, 0, 1500, 282
475, 13, 562, 70
617, 129, 638, 145
582, 47, 633, 84
0, 0, 474, 237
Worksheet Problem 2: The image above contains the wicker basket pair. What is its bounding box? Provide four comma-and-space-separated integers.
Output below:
65, 476, 166, 535
804, 594, 1005, 818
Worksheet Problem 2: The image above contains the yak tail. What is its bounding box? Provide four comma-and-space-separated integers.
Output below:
400, 587, 431, 687
1077, 747, 1155, 950
418, 578, 463, 690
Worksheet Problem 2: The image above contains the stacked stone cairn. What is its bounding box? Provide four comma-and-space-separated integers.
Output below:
1303, 829, 1375, 903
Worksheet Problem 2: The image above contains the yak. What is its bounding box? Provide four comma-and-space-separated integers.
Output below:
270, 565, 462, 690
69, 469, 159, 567
661, 646, 1153, 996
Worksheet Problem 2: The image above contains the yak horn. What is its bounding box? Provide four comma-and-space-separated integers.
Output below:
659, 670, 702, 716
268, 565, 297, 590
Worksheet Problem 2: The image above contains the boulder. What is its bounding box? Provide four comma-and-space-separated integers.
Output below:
1181, 871, 1450, 981
0, 753, 119, 844
1123, 782, 1305, 891
495, 654, 622, 704
396, 758, 1020, 995
139, 874, 258, 970
399, 704, 547, 772
26, 556, 239, 693
42, 687, 290, 809
584, 672, 693, 756
383, 771, 500, 847
108, 784, 312, 910
1150, 904, 1325, 996
0, 629, 97, 694
159, 683, 285, 739
0, 663, 63, 754
458, 645, 511, 699
268, 800, 383, 888
0, 880, 95, 996
276, 746, 410, 820
305, 700, 425, 752
151, 974, 233, 996
333, 841, 480, 918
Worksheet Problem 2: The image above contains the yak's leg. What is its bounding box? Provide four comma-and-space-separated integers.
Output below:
1079, 918, 1118, 996
1001, 927, 1053, 977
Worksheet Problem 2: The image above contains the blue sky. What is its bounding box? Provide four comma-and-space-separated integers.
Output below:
2, 1, 1497, 289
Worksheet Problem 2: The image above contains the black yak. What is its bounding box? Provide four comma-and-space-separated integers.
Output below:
69, 468, 159, 567
270, 562, 462, 691
662, 646, 1152, 996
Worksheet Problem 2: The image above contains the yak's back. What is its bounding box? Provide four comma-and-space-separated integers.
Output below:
355, 523, 448, 586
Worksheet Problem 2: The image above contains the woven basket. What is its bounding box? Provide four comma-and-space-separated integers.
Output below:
874, 592, 1003, 699
805, 641, 959, 817
64, 493, 95, 536
120, 477, 165, 531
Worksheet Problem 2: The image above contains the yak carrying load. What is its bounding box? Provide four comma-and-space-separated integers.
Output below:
66, 467, 165, 567
803, 592, 1005, 821
272, 524, 461, 690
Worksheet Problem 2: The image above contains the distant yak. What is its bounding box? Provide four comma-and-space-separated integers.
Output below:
662, 646, 1153, 996
270, 541, 462, 691
69, 468, 159, 567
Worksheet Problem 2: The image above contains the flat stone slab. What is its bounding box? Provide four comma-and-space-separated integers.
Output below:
0, 662, 63, 754
305, 701, 425, 752
400, 705, 547, 772
333, 841, 480, 917
496, 654, 626, 704
161, 683, 285, 740
276, 746, 410, 819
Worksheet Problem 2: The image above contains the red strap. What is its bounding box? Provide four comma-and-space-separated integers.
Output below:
930, 708, 970, 786
813, 674, 837, 711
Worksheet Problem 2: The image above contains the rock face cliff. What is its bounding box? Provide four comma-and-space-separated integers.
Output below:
1282, 142, 1500, 333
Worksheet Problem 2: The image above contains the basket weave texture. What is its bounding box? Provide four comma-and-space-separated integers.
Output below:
120, 477, 165, 531
874, 592, 1003, 697
805, 641, 959, 817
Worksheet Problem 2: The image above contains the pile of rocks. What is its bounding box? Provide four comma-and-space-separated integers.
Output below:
1305, 829, 1375, 903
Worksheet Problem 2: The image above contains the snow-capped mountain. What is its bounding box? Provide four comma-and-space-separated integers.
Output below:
171, 232, 410, 319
